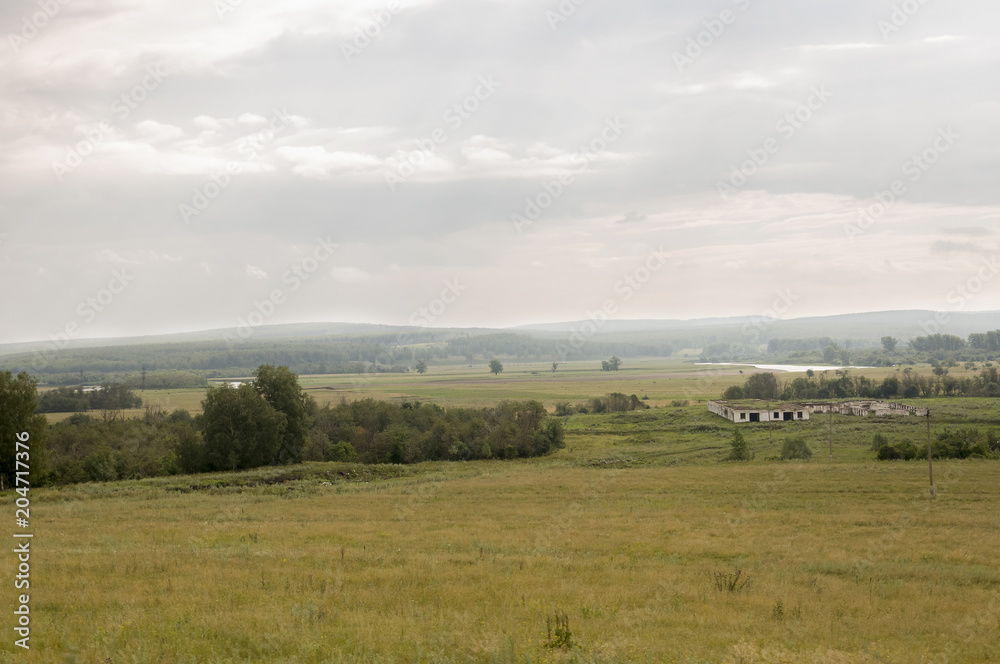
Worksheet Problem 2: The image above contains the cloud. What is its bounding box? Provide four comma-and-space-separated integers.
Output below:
276, 146, 382, 178
245, 264, 268, 280
615, 211, 648, 224
330, 267, 372, 283
931, 241, 985, 255
2, 0, 1000, 342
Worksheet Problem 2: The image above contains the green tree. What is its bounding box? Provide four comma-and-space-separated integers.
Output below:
200, 383, 286, 471
608, 356, 622, 371
727, 428, 752, 461
744, 372, 778, 400
722, 385, 744, 400
0, 371, 48, 489
881, 336, 898, 353
415, 360, 427, 374
551, 362, 558, 374
252, 365, 314, 464
489, 359, 503, 375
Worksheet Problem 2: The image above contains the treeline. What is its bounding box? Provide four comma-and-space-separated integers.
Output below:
706, 329, 1000, 366
554, 392, 650, 416
306, 399, 564, 465
0, 335, 448, 386
723, 366, 1000, 400
36, 384, 142, 416
446, 333, 676, 362
912, 330, 1000, 353
873, 429, 998, 461
33, 365, 565, 485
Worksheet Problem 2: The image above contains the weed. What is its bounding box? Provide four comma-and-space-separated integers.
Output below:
713, 569, 751, 593
543, 611, 575, 649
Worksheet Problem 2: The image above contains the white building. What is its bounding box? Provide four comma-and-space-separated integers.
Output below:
708, 399, 927, 423
708, 400, 809, 424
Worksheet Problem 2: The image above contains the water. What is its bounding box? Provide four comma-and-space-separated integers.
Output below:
695, 362, 874, 373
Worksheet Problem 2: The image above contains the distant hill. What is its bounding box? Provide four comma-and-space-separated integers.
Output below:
513, 317, 759, 333
0, 322, 504, 358
514, 310, 1000, 342
3, 310, 1000, 384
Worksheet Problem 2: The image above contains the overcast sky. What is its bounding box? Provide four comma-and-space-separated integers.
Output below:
1, 0, 998, 344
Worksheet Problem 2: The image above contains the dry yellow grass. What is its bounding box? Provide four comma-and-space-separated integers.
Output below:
6, 458, 999, 663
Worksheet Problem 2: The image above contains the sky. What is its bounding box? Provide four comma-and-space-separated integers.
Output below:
1, 0, 999, 344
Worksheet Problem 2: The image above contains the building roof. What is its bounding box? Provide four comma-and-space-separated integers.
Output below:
709, 400, 811, 411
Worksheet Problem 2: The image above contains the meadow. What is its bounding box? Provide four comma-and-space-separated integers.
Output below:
8, 360, 1000, 663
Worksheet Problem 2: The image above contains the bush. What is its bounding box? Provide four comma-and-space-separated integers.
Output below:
877, 442, 920, 461
877, 445, 903, 461
871, 432, 889, 452
780, 437, 812, 460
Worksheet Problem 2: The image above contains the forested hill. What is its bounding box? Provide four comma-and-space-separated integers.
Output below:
5, 310, 1000, 386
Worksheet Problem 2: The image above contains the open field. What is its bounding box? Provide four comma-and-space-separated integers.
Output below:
6, 457, 999, 663
12, 362, 1000, 662
41, 358, 970, 423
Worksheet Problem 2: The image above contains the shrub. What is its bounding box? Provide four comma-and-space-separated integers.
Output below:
871, 432, 889, 452
877, 445, 902, 461
781, 437, 812, 460
727, 429, 752, 461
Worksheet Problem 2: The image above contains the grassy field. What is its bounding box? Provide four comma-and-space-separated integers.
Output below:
11, 361, 1000, 662
43, 358, 948, 422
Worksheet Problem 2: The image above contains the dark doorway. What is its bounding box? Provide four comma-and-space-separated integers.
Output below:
749, 412, 760, 422
783, 412, 793, 421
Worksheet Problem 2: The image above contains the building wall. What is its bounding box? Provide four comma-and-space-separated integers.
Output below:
707, 401, 809, 423
708, 400, 923, 423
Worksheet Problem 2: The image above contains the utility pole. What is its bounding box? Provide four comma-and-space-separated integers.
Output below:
829, 407, 833, 460
141, 363, 147, 392
927, 409, 935, 500
768, 402, 773, 446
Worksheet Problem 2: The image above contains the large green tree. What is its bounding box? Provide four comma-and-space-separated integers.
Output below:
743, 372, 779, 400
200, 383, 286, 471
252, 365, 315, 464
0, 371, 48, 489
